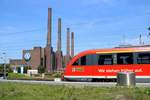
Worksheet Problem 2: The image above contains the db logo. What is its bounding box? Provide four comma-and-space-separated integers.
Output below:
72, 67, 84, 72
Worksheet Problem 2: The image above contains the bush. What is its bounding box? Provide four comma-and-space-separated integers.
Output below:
144, 89, 150, 95
7, 73, 28, 79
38, 65, 45, 74
52, 72, 62, 78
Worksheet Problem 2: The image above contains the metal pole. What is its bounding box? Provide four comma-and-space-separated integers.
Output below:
3, 53, 6, 79
4, 61, 6, 79
139, 34, 142, 45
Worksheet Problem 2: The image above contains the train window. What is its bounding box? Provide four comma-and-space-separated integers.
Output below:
113, 54, 117, 64
72, 54, 98, 66
137, 52, 150, 64
92, 54, 98, 65
86, 55, 92, 65
86, 54, 98, 65
72, 60, 79, 66
72, 56, 86, 66
80, 56, 86, 65
98, 54, 113, 65
117, 53, 133, 64
133, 53, 138, 64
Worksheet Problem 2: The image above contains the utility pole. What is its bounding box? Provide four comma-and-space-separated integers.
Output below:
2, 52, 6, 79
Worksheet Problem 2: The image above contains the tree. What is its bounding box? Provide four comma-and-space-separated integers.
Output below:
0, 64, 12, 73
38, 65, 45, 74
0, 64, 4, 72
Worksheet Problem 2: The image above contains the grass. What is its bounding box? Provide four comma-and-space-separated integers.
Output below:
7, 73, 54, 81
0, 82, 150, 100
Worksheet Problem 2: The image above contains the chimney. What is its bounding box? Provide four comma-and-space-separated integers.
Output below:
66, 28, 70, 65
47, 8, 52, 47
56, 18, 62, 71
67, 28, 70, 56
57, 18, 61, 51
71, 32, 74, 57
45, 8, 53, 72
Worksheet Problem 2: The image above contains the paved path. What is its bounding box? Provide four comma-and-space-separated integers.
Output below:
0, 79, 150, 87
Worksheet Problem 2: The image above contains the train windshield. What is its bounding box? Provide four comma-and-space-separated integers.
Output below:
72, 54, 98, 66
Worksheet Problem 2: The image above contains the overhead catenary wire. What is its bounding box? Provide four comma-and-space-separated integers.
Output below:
0, 17, 149, 60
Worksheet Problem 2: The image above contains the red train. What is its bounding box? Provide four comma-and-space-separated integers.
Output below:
63, 46, 150, 82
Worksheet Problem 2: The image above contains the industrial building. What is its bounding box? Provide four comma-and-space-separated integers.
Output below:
10, 8, 75, 72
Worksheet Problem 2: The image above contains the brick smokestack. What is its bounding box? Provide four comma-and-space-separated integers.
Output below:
71, 32, 74, 57
45, 8, 53, 72
66, 28, 70, 65
56, 18, 62, 71
57, 18, 61, 51
47, 8, 52, 47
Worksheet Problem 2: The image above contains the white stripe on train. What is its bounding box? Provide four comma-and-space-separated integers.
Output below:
64, 76, 150, 78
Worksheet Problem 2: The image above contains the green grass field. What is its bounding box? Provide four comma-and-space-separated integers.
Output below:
0, 82, 150, 100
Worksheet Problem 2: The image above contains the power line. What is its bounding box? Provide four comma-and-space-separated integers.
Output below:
0, 17, 149, 36
0, 28, 46, 35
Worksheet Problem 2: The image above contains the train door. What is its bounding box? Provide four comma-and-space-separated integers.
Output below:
93, 54, 115, 78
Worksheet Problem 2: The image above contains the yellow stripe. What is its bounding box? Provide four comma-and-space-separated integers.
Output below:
96, 49, 150, 54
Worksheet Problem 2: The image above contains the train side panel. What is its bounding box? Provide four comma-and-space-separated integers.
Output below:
64, 64, 150, 79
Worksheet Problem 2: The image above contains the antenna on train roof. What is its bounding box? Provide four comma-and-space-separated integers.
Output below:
139, 34, 142, 45
117, 34, 133, 48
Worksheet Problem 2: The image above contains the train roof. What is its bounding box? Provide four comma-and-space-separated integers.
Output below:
78, 45, 150, 56
69, 45, 150, 65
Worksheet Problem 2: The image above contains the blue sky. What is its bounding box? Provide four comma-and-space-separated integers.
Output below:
0, 0, 150, 63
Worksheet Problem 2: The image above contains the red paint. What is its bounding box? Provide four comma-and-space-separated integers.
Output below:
64, 46, 150, 78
